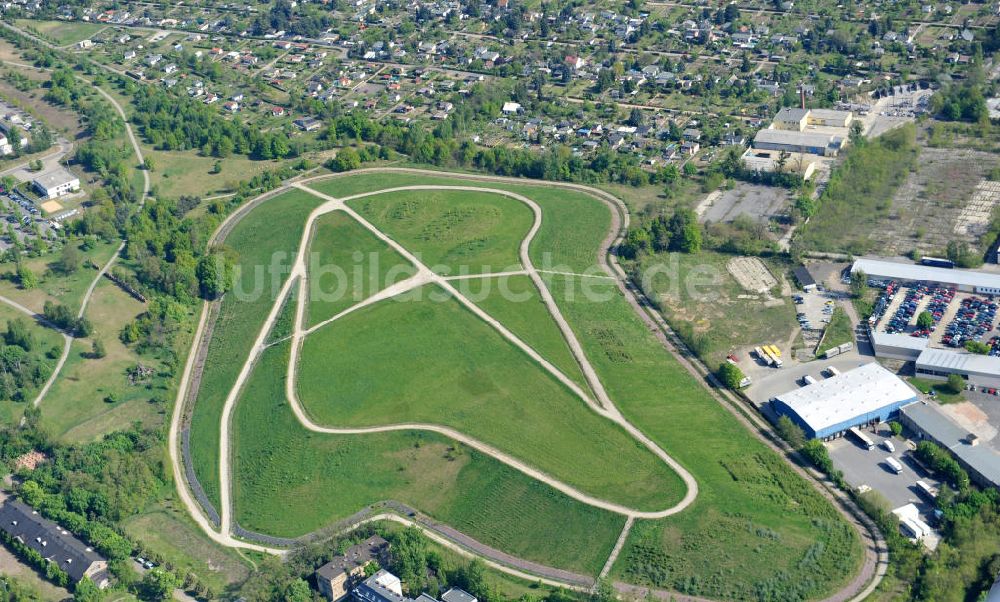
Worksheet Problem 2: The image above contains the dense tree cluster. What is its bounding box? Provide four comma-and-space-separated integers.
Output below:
0, 318, 52, 401
619, 208, 702, 259
124, 199, 228, 302
42, 301, 91, 337
931, 82, 990, 124
131, 87, 300, 160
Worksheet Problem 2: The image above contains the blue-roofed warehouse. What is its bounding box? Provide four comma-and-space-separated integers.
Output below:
772, 363, 919, 439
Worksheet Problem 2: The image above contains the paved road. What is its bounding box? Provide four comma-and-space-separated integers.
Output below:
0, 138, 72, 182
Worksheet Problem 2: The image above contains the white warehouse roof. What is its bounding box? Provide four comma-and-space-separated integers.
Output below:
871, 331, 930, 352
754, 128, 838, 149
775, 363, 917, 435
853, 258, 1000, 291
916, 348, 1000, 376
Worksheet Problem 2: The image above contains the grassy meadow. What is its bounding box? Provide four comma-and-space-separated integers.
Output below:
233, 342, 624, 574
305, 211, 416, 328
348, 189, 532, 276
40, 280, 170, 442
465, 274, 587, 390
297, 283, 684, 511
542, 274, 862, 600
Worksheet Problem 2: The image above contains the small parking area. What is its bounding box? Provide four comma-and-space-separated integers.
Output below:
827, 427, 943, 540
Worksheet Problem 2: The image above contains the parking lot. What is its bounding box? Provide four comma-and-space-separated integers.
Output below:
0, 194, 58, 250
827, 426, 943, 546
869, 280, 1000, 352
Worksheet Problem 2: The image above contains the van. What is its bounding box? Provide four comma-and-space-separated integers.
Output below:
885, 457, 904, 474
883, 440, 895, 453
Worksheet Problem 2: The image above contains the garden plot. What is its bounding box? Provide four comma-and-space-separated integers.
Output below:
865, 147, 1000, 256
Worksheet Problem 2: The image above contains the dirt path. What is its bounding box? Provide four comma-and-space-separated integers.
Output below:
210, 182, 697, 537
0, 29, 153, 411
167, 168, 884, 601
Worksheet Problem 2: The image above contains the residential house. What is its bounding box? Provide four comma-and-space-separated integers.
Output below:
315, 535, 388, 601
0, 498, 110, 588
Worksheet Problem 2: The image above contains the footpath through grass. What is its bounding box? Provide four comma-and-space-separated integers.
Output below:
543, 274, 863, 600
233, 341, 623, 575
41, 280, 170, 442
466, 274, 588, 390
0, 303, 64, 424
189, 188, 326, 509
307, 174, 612, 274
305, 211, 416, 328
348, 189, 532, 276
297, 284, 684, 511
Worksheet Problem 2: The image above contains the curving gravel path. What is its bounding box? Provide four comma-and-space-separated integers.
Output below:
167, 168, 884, 601
211, 182, 698, 537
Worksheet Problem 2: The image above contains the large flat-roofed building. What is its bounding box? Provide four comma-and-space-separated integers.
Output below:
752, 128, 845, 157
773, 107, 810, 131
31, 168, 80, 199
808, 108, 854, 128
870, 331, 929, 361
852, 258, 1000, 294
0, 497, 110, 588
771, 363, 918, 439
900, 402, 1000, 490
915, 348, 1000, 388
773, 107, 854, 131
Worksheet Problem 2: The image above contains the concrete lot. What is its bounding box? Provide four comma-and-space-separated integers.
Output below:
698, 182, 791, 224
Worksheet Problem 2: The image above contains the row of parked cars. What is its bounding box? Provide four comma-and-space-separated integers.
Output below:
943, 296, 997, 348
885, 288, 926, 334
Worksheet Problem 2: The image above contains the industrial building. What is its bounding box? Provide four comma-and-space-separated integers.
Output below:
900, 402, 1000, 490
915, 349, 1000, 389
855, 258, 1000, 387
752, 128, 845, 157
773, 107, 855, 131
852, 258, 1000, 294
771, 363, 918, 439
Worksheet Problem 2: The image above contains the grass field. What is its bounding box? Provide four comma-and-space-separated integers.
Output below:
15, 19, 107, 45
123, 503, 252, 594
816, 307, 854, 358
40, 280, 169, 442
0, 240, 119, 315
635, 250, 797, 367
466, 274, 587, 390
189, 188, 326, 509
305, 211, 416, 328
146, 148, 289, 200
297, 283, 683, 510
542, 274, 862, 600
0, 303, 64, 424
306, 174, 612, 273
348, 189, 532, 276
233, 342, 623, 574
